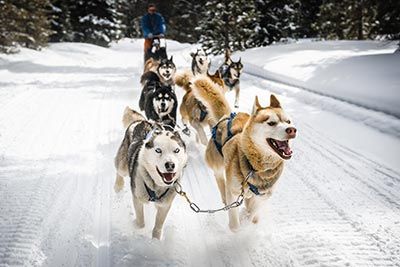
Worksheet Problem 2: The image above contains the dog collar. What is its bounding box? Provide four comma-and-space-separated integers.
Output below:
143, 182, 170, 202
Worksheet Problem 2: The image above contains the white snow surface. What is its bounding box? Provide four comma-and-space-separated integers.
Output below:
0, 38, 399, 266
235, 40, 400, 118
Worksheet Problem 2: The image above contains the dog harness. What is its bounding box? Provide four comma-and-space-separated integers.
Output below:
211, 112, 237, 155
144, 182, 170, 202
197, 101, 208, 122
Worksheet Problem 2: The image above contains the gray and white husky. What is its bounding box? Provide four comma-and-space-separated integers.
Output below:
115, 107, 188, 239
190, 48, 210, 76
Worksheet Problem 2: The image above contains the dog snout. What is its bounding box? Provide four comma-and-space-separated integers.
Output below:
165, 162, 175, 172
285, 127, 297, 138
161, 102, 166, 108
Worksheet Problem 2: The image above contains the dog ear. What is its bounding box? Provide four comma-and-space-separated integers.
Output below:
169, 55, 173, 62
252, 96, 262, 115
238, 57, 241, 63
190, 52, 195, 58
270, 94, 281, 108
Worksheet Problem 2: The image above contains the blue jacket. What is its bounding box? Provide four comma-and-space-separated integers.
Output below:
141, 13, 166, 38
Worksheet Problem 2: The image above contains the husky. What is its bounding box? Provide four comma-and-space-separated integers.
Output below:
138, 81, 177, 128
114, 107, 188, 239
175, 70, 225, 145
190, 48, 210, 76
218, 49, 243, 108
190, 77, 297, 231
141, 56, 176, 87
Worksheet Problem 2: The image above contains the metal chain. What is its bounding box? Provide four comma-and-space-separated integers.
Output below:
174, 170, 254, 214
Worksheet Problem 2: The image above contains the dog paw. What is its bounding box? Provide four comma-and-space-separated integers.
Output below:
152, 228, 162, 239
229, 222, 240, 232
134, 219, 145, 229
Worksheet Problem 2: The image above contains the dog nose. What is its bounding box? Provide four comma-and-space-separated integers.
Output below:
286, 127, 297, 138
161, 102, 166, 108
165, 162, 175, 172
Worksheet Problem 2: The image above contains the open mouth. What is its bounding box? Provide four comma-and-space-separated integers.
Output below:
156, 167, 176, 185
163, 73, 171, 79
267, 138, 293, 160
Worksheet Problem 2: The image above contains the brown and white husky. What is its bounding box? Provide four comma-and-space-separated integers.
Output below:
190, 76, 297, 231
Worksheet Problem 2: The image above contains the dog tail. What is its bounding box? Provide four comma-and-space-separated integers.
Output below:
174, 69, 193, 92
191, 75, 231, 125
122, 106, 145, 128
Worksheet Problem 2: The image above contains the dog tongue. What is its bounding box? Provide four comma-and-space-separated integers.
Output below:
163, 173, 174, 182
275, 140, 293, 155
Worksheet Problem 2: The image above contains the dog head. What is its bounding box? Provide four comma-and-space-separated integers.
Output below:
247, 95, 297, 160
191, 49, 210, 74
157, 56, 176, 81
142, 125, 188, 186
150, 83, 176, 118
228, 58, 243, 80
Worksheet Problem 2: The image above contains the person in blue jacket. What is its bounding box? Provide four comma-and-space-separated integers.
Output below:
141, 4, 166, 58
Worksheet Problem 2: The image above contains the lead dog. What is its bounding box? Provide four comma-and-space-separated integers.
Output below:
114, 107, 188, 239
191, 77, 297, 231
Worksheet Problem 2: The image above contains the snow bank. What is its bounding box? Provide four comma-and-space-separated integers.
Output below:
236, 40, 400, 117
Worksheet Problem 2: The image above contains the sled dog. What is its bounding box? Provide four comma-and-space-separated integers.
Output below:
138, 80, 177, 128
175, 70, 225, 145
114, 107, 188, 239
141, 56, 176, 87
218, 49, 243, 108
190, 48, 210, 76
191, 78, 297, 231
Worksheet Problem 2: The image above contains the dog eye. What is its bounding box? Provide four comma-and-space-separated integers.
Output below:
286, 120, 291, 124
174, 148, 180, 153
268, 121, 277, 126
155, 148, 162, 154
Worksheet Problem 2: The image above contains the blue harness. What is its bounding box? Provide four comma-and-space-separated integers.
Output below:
211, 112, 237, 156
144, 182, 170, 202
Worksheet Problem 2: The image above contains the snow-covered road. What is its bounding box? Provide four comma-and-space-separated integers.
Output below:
0, 40, 399, 266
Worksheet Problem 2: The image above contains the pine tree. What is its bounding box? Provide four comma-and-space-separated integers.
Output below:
375, 0, 400, 39
198, 0, 260, 55
49, 0, 73, 42
0, 0, 52, 52
314, 0, 379, 40
69, 0, 122, 47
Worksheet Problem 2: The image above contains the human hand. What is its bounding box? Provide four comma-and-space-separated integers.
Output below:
148, 33, 153, 38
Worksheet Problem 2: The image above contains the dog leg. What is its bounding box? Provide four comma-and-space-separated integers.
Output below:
192, 122, 208, 145
244, 197, 261, 224
152, 203, 172, 239
226, 189, 240, 231
114, 173, 125, 193
133, 195, 145, 228
234, 86, 240, 108
214, 169, 226, 205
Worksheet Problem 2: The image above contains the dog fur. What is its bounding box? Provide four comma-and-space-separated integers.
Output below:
114, 107, 188, 239
175, 69, 225, 145
191, 80, 297, 231
218, 49, 243, 108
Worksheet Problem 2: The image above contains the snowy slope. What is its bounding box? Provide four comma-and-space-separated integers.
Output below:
234, 40, 400, 118
0, 39, 399, 266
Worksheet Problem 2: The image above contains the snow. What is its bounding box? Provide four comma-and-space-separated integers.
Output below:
235, 40, 400, 117
0, 39, 399, 266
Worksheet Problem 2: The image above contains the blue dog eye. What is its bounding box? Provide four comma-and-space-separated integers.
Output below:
174, 148, 180, 153
155, 148, 162, 153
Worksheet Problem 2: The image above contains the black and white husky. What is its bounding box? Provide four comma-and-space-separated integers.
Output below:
141, 56, 176, 87
114, 108, 188, 239
218, 49, 243, 108
138, 81, 177, 128
190, 48, 210, 75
